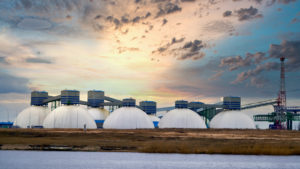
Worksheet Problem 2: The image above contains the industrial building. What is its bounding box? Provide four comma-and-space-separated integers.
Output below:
210, 111, 256, 129
43, 105, 97, 129
13, 91, 49, 128
221, 97, 241, 110
139, 101, 160, 128
103, 98, 154, 129
14, 106, 49, 128
87, 90, 109, 128
43, 90, 96, 129
3, 57, 299, 130
159, 100, 206, 129
6, 87, 299, 130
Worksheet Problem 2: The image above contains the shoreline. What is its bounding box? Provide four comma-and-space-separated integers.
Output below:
0, 129, 300, 155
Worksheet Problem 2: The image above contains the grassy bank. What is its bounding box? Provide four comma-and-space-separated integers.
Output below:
0, 129, 299, 155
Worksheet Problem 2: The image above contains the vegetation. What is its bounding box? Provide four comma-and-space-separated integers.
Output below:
0, 128, 299, 155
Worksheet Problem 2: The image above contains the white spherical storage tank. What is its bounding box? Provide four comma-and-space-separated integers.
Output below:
103, 107, 154, 129
43, 105, 97, 129
159, 109, 207, 128
14, 106, 49, 128
210, 111, 256, 129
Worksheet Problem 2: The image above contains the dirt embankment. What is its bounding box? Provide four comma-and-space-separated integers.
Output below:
0, 129, 300, 155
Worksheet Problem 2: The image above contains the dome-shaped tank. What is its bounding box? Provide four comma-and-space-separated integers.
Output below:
159, 109, 206, 128
43, 105, 97, 129
88, 108, 109, 128
149, 115, 160, 128
210, 111, 255, 129
103, 107, 154, 129
14, 106, 49, 128
88, 108, 109, 120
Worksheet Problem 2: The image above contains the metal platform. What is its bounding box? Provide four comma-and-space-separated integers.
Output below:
254, 113, 300, 121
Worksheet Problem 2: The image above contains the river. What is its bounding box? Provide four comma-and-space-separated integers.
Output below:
0, 150, 299, 169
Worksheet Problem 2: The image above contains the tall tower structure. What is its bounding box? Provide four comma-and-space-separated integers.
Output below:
278, 57, 286, 109
275, 56, 287, 128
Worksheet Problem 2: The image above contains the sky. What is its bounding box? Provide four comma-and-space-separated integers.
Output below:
0, 0, 300, 121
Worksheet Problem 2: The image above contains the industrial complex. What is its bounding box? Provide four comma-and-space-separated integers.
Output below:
0, 57, 299, 130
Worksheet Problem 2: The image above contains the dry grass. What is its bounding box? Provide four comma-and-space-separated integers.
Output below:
0, 128, 300, 155
140, 140, 300, 155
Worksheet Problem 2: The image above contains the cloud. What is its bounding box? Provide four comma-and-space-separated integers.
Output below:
250, 76, 269, 88
132, 16, 141, 23
249, 52, 266, 64
162, 18, 168, 25
178, 40, 206, 60
220, 52, 266, 71
17, 17, 53, 30
106, 12, 152, 29
252, 0, 263, 4
265, 0, 296, 6
117, 47, 140, 54
209, 70, 224, 81
182, 40, 204, 52
151, 56, 278, 99
224, 40, 300, 85
171, 37, 185, 44
203, 20, 235, 33
0, 57, 8, 64
223, 10, 232, 17
269, 40, 300, 71
0, 71, 30, 94
220, 55, 252, 71
181, 0, 196, 2
266, 0, 277, 6
291, 18, 300, 23
156, 2, 182, 18
106, 16, 122, 29
152, 37, 185, 54
121, 15, 130, 23
0, 0, 109, 37
177, 51, 205, 60
20, 0, 33, 9
233, 62, 279, 83
277, 0, 297, 4
235, 6, 263, 21
25, 57, 53, 64
94, 14, 102, 20
145, 12, 151, 18
153, 38, 206, 60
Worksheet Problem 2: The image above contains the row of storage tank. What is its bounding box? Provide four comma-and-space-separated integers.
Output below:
13, 90, 256, 129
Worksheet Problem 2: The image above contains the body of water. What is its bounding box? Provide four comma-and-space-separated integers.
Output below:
0, 150, 299, 169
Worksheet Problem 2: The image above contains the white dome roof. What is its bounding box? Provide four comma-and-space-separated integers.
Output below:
88, 108, 109, 120
210, 111, 256, 129
14, 106, 49, 128
103, 107, 154, 129
43, 105, 97, 129
159, 108, 207, 128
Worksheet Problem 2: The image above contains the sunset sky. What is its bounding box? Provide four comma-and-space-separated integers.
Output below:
0, 0, 300, 119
